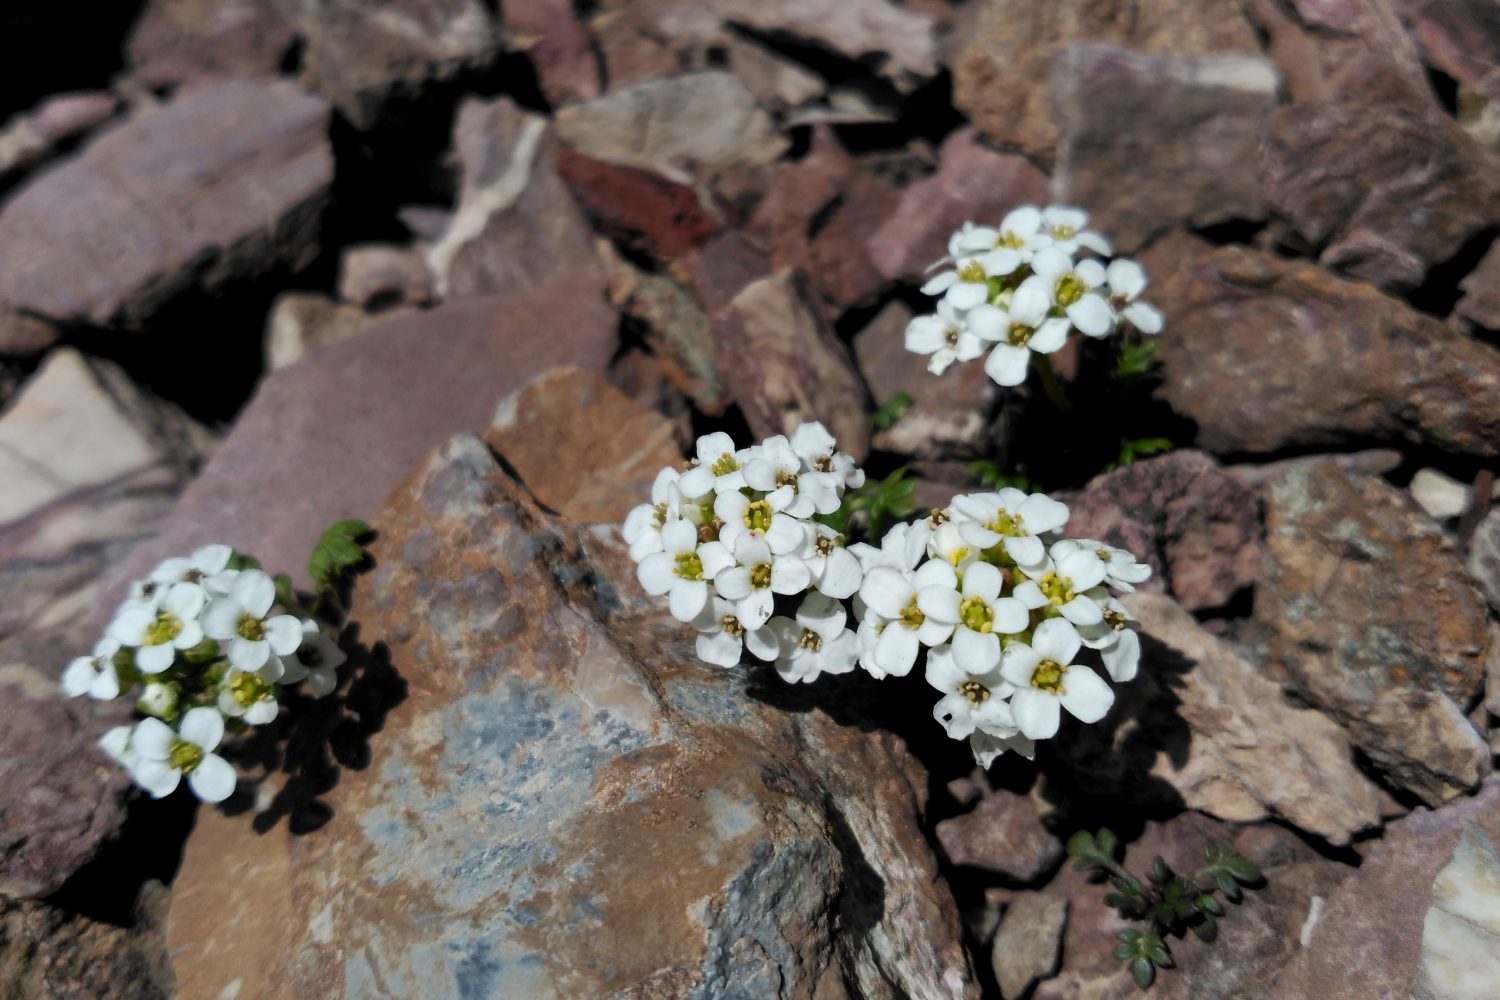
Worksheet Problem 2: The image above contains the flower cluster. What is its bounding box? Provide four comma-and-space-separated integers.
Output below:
623, 423, 869, 684
852, 488, 1149, 765
624, 427, 1153, 768
907, 205, 1163, 387
61, 545, 344, 802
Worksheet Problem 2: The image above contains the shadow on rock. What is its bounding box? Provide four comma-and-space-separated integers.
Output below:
221, 623, 407, 835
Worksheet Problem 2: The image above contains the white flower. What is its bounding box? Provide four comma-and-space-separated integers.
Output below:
767, 593, 858, 684
925, 642, 1020, 740
1030, 247, 1112, 337
1013, 544, 1110, 626
714, 488, 805, 554
952, 488, 1070, 567
803, 523, 863, 600
636, 519, 732, 623
970, 729, 1036, 768
149, 544, 235, 591
623, 467, 685, 562
849, 520, 931, 574
743, 435, 838, 518
692, 596, 779, 667
1076, 595, 1143, 683
858, 560, 960, 677
217, 666, 280, 724
906, 301, 985, 375
276, 620, 345, 697
1106, 259, 1163, 335
109, 582, 207, 674
789, 422, 862, 500
968, 280, 1072, 387
98, 725, 139, 770
137, 681, 179, 719
677, 432, 749, 498
60, 636, 124, 700
128, 708, 237, 802
200, 570, 303, 671
917, 561, 1029, 674
1050, 538, 1152, 592
1000, 619, 1115, 740
926, 521, 979, 573
1040, 205, 1111, 256
715, 533, 811, 629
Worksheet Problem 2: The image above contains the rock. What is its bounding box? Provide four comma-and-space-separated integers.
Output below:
714, 269, 871, 461
723, 35, 826, 113
952, 0, 1260, 162
1271, 779, 1500, 998
104, 284, 617, 591
600, 242, 727, 413
866, 128, 1048, 283
1403, 0, 1500, 150
992, 894, 1068, 1000
299, 0, 501, 130
1036, 813, 1353, 1000
1145, 241, 1500, 458
1411, 468, 1499, 522
127, 0, 298, 88
0, 349, 215, 646
1242, 0, 1427, 102
264, 292, 378, 371
427, 97, 605, 304
1260, 59, 1500, 292
1412, 824, 1500, 999
553, 72, 788, 185
1119, 593, 1383, 845
1227, 448, 1403, 488
336, 243, 432, 310
1051, 46, 1277, 254
556, 147, 719, 262
0, 91, 119, 186
1457, 238, 1500, 330
1063, 451, 1261, 614
747, 129, 900, 317
485, 367, 683, 523
1469, 510, 1500, 614
0, 80, 332, 332
854, 301, 999, 459
0, 892, 171, 997
1255, 461, 1493, 803
935, 788, 1063, 881
164, 435, 979, 999
499, 0, 600, 105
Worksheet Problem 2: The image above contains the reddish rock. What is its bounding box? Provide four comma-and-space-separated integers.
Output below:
485, 367, 683, 524
866, 128, 1048, 283
935, 788, 1064, 882
1144, 240, 1500, 458
1064, 451, 1261, 614
1260, 58, 1500, 292
1457, 238, 1500, 331
1051, 46, 1278, 254
0, 92, 119, 187
0, 80, 331, 332
500, 0, 600, 105
556, 147, 719, 261
1242, 0, 1427, 101
127, 0, 298, 87
1255, 461, 1493, 803
952, 0, 1260, 162
713, 269, 871, 461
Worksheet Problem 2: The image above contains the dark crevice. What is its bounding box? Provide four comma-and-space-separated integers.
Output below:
0, 0, 148, 122
1426, 66, 1461, 118
1406, 225, 1498, 319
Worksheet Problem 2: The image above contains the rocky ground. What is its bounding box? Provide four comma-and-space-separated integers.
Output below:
3, 0, 1500, 998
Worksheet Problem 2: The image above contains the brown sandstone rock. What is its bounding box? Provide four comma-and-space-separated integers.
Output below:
991, 894, 1068, 999
500, 0, 600, 105
935, 788, 1064, 882
0, 891, 171, 998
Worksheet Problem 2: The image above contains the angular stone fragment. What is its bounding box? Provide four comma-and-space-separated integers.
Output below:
264, 292, 378, 371
556, 147, 719, 261
0, 91, 119, 186
163, 436, 979, 999
1412, 825, 1500, 1000
866, 128, 1048, 283
0, 80, 332, 331
952, 0, 1259, 162
485, 367, 682, 523
336, 243, 432, 310
1457, 238, 1500, 330
499, 0, 600, 105
714, 270, 870, 461
1255, 461, 1493, 803
127, 0, 298, 87
1145, 241, 1500, 457
1242, 0, 1427, 101
991, 894, 1068, 1000
1468, 509, 1500, 614
935, 788, 1063, 881
1051, 46, 1278, 253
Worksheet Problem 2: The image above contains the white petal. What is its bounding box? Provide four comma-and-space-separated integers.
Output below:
179, 706, 225, 750
61, 657, 96, 697
924, 644, 967, 692
1018, 493, 1069, 534
306, 666, 338, 698
1075, 258, 1107, 288
1001, 206, 1042, 235
110, 606, 154, 645
192, 544, 234, 575
1059, 596, 1104, 626
1011, 689, 1061, 740
1028, 318, 1071, 354
1107, 258, 1147, 298
90, 665, 122, 700
947, 282, 988, 310
228, 636, 270, 671
135, 643, 176, 675
744, 625, 781, 662
715, 566, 752, 600
677, 464, 716, 498
953, 627, 1000, 674
230, 570, 276, 619
966, 303, 1007, 341
861, 568, 914, 619
875, 625, 919, 677
669, 580, 709, 623
696, 629, 744, 667
243, 699, 279, 725
999, 642, 1042, 687
1066, 295, 1113, 337
797, 592, 847, 638
1032, 618, 1083, 664
132, 717, 176, 760
1009, 279, 1052, 326
1059, 666, 1114, 723
133, 759, 181, 799
1101, 628, 1141, 682
934, 693, 976, 739
790, 422, 836, 463
816, 548, 863, 600
187, 753, 237, 803
738, 588, 775, 629
961, 561, 1002, 602
1012, 580, 1048, 609
990, 597, 1029, 634
917, 585, 962, 624
660, 519, 697, 556
1123, 301, 1163, 334
1030, 246, 1072, 283
1003, 534, 1045, 567
921, 271, 958, 296
765, 514, 804, 555
913, 559, 958, 591
637, 553, 676, 596
734, 534, 773, 567
98, 726, 133, 764
770, 557, 811, 595
985, 344, 1031, 387
262, 615, 303, 656
907, 318, 950, 354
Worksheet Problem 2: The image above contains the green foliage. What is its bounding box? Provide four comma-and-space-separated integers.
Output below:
822, 468, 916, 540
965, 459, 1038, 493
1116, 339, 1158, 380
1109, 436, 1174, 471
1070, 829, 1265, 990
308, 519, 372, 595
870, 392, 914, 430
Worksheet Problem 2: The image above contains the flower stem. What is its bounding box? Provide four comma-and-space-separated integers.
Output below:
1033, 354, 1073, 413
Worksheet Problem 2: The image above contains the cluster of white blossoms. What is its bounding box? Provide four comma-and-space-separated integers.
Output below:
625, 426, 1153, 767
61, 545, 344, 802
907, 205, 1164, 387
624, 423, 868, 684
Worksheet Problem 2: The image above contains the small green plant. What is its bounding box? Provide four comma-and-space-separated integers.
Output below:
1109, 436, 1173, 471
821, 467, 916, 539
870, 392, 913, 430
1067, 828, 1264, 989
1115, 338, 1158, 381
965, 459, 1038, 493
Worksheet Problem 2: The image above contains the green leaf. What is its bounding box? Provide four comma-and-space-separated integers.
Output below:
1130, 956, 1155, 990
1116, 339, 1158, 380
1149, 857, 1171, 886
1097, 828, 1119, 857
1191, 914, 1219, 943
308, 518, 373, 592
870, 392, 914, 430
1225, 855, 1263, 883
1197, 893, 1225, 917
1111, 436, 1175, 471
965, 459, 1037, 492
1145, 935, 1173, 969
1068, 830, 1099, 859
1110, 875, 1144, 897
